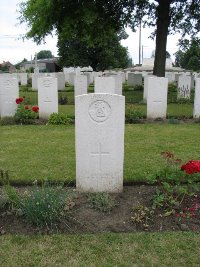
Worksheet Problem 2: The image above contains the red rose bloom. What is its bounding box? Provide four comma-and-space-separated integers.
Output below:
16, 97, 24, 104
32, 106, 39, 113
25, 105, 29, 109
181, 160, 200, 174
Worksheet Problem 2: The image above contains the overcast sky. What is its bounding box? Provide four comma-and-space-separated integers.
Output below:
0, 0, 181, 65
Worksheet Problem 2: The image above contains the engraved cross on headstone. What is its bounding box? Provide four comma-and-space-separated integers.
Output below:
90, 143, 109, 172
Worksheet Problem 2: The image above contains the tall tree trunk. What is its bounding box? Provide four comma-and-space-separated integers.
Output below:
153, 0, 171, 77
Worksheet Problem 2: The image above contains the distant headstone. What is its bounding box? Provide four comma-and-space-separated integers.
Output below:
94, 77, 116, 94
69, 72, 76, 86
19, 73, 28, 86
165, 72, 175, 83
177, 75, 191, 99
38, 77, 58, 119
147, 77, 168, 119
74, 75, 88, 96
75, 93, 125, 192
127, 73, 142, 86
0, 78, 19, 117
193, 78, 200, 118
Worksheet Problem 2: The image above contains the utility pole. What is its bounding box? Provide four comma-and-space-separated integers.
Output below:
139, 21, 142, 65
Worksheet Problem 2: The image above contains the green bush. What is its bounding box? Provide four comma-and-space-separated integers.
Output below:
20, 184, 68, 227
87, 192, 115, 212
58, 94, 68, 105
168, 82, 177, 92
147, 151, 199, 212
125, 106, 145, 123
133, 84, 143, 91
48, 113, 73, 125
14, 97, 39, 124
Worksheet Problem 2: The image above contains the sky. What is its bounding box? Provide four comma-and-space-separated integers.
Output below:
0, 0, 182, 66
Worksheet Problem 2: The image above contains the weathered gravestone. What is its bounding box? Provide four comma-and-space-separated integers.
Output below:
0, 78, 19, 117
127, 73, 142, 87
177, 75, 191, 99
74, 75, 88, 96
75, 93, 125, 192
38, 77, 58, 119
193, 78, 200, 118
147, 77, 168, 119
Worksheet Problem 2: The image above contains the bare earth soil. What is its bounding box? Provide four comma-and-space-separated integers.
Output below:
0, 185, 199, 235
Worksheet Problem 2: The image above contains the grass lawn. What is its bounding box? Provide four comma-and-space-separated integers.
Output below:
19, 87, 194, 119
0, 124, 199, 184
0, 232, 199, 266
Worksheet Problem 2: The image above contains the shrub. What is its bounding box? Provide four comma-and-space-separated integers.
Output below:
125, 106, 145, 123
58, 94, 68, 105
14, 97, 39, 124
20, 184, 68, 227
147, 151, 199, 212
48, 113, 73, 125
168, 82, 177, 92
87, 192, 115, 212
133, 84, 143, 91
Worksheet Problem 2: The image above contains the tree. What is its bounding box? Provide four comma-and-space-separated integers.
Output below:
58, 31, 132, 70
15, 58, 28, 70
37, 50, 53, 59
19, 0, 200, 76
174, 38, 200, 71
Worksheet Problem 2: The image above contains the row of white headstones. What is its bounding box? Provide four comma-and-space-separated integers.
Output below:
0, 74, 200, 119
0, 75, 200, 192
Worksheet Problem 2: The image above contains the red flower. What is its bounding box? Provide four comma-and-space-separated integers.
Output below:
32, 106, 39, 113
16, 97, 24, 104
181, 160, 200, 174
24, 105, 29, 110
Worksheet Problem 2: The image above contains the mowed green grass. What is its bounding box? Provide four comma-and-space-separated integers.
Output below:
0, 233, 199, 267
0, 124, 199, 184
19, 89, 194, 118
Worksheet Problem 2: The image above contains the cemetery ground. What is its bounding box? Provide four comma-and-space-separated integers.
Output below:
0, 84, 200, 266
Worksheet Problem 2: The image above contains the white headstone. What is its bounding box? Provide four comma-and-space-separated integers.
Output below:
0, 78, 19, 117
75, 93, 125, 192
127, 73, 142, 86
69, 72, 76, 85
193, 78, 200, 118
177, 75, 191, 99
94, 77, 116, 94
143, 75, 154, 102
147, 77, 168, 119
38, 77, 58, 119
74, 75, 88, 96
19, 73, 28, 85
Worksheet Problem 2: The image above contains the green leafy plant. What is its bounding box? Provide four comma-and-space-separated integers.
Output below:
14, 97, 39, 124
148, 151, 199, 212
48, 113, 73, 125
133, 84, 143, 91
58, 94, 68, 105
87, 192, 115, 212
125, 106, 145, 123
20, 183, 68, 227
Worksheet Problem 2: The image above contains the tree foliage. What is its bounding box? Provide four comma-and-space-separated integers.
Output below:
19, 0, 200, 75
58, 31, 132, 70
174, 38, 200, 71
37, 50, 54, 59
